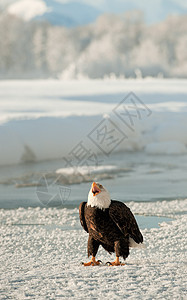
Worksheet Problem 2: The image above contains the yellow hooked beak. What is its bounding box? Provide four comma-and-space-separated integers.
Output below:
92, 182, 101, 196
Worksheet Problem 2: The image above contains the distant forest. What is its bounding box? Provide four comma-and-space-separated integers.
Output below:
0, 11, 187, 79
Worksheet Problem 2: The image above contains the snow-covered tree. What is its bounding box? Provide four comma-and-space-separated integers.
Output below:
0, 11, 186, 79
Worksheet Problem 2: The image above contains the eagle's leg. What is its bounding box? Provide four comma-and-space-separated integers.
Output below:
107, 239, 128, 266
82, 235, 102, 266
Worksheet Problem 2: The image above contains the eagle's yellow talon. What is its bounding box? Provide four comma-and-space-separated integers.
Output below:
109, 262, 125, 266
83, 256, 101, 266
108, 257, 125, 266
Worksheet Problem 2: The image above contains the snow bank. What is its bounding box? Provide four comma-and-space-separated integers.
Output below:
0, 79, 187, 166
56, 165, 120, 176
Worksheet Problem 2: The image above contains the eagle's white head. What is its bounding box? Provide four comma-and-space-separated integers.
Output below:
87, 182, 111, 210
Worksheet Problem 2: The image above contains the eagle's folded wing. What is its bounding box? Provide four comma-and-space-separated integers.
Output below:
79, 202, 88, 233
109, 200, 143, 244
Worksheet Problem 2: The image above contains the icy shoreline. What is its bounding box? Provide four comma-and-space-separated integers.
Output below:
0, 199, 186, 299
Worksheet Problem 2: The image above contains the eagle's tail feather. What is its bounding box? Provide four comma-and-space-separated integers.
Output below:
129, 237, 146, 249
131, 229, 143, 244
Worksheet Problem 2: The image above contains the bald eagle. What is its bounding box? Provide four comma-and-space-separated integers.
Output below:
79, 182, 144, 266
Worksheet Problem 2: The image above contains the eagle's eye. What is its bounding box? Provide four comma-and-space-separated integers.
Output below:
98, 184, 103, 189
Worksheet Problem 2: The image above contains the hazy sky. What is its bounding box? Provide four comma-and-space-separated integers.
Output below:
2, 0, 187, 10
56, 0, 187, 10
1, 0, 187, 24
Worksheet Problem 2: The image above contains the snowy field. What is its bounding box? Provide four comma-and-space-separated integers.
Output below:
0, 200, 186, 299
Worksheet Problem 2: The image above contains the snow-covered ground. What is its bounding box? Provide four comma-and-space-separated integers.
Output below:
0, 199, 186, 299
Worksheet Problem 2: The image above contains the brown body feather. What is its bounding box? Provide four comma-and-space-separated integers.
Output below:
79, 200, 143, 260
